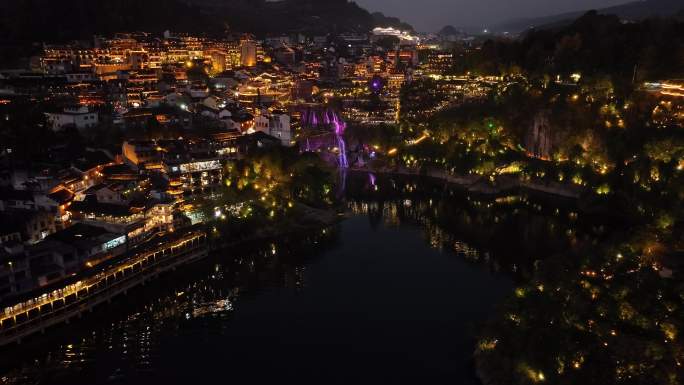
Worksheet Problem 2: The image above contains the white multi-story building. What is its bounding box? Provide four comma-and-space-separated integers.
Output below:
45, 106, 99, 131
253, 111, 292, 146
268, 113, 292, 146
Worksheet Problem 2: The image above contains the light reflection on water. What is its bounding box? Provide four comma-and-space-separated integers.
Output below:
0, 174, 617, 385
344, 172, 617, 278
0, 233, 326, 385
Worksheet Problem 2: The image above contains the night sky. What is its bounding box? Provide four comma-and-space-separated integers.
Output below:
356, 0, 634, 31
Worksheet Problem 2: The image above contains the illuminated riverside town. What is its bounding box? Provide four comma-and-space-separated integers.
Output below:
0, 0, 683, 384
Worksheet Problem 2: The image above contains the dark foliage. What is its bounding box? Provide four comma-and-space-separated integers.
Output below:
494, 0, 684, 33
464, 12, 684, 82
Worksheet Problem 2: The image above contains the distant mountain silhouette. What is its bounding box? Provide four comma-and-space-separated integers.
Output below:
179, 0, 412, 35
0, 0, 404, 67
181, 0, 376, 35
0, 0, 217, 42
0, 0, 415, 68
493, 0, 684, 33
0, 0, 412, 45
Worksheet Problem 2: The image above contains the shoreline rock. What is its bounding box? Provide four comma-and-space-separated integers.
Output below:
351, 166, 583, 199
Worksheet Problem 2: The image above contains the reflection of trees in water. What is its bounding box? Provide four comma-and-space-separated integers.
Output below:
0, 231, 337, 385
346, 174, 684, 384
347, 174, 610, 278
347, 177, 684, 385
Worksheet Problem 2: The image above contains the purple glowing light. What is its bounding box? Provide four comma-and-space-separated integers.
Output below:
369, 76, 384, 93
330, 111, 348, 168
331, 113, 346, 135
299, 108, 348, 169
336, 134, 348, 168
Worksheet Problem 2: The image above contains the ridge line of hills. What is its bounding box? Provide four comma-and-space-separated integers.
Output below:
491, 0, 684, 33
0, 0, 412, 66
0, 0, 413, 44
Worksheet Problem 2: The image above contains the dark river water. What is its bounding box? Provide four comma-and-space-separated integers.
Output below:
1, 174, 610, 385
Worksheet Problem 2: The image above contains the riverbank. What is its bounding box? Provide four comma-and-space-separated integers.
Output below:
0, 204, 342, 348
353, 166, 584, 199
0, 230, 209, 347
0, 210, 512, 385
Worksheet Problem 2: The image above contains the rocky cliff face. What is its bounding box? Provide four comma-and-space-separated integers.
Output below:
525, 110, 553, 160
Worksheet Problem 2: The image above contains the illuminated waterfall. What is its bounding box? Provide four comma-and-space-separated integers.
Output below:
331, 112, 349, 169
300, 108, 349, 169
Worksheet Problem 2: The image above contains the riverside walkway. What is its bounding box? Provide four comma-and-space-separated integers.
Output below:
0, 229, 208, 346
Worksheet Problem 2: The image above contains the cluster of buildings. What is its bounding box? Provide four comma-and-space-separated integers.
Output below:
0, 130, 288, 302
0, 26, 496, 304
0, 27, 500, 130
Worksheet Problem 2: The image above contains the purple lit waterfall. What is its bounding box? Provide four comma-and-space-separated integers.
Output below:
331, 113, 349, 169
300, 108, 349, 169
369, 173, 376, 187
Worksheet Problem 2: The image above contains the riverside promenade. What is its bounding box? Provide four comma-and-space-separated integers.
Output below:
0, 229, 208, 346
